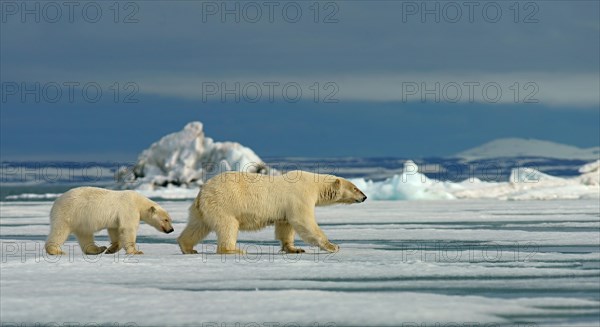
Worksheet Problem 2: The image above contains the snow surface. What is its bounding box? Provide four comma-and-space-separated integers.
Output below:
456, 138, 600, 160
1, 199, 599, 326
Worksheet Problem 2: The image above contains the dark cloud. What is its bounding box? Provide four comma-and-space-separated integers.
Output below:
1, 1, 598, 160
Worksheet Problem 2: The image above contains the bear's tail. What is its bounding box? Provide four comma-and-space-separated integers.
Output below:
189, 197, 204, 221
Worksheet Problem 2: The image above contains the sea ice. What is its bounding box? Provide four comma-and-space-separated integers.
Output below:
1, 199, 598, 326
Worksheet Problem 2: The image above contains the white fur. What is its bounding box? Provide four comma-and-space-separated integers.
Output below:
45, 187, 174, 255
178, 170, 367, 254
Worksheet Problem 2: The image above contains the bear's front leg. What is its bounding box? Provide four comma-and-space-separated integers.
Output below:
119, 227, 143, 255
319, 241, 340, 253
288, 212, 339, 253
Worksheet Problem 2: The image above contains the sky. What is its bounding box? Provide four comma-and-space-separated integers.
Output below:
1, 1, 599, 160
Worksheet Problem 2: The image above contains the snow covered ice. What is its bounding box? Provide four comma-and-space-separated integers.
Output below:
117, 121, 275, 190
351, 160, 600, 201
1, 199, 599, 326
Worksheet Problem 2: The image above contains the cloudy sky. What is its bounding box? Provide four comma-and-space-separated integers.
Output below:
1, 1, 598, 160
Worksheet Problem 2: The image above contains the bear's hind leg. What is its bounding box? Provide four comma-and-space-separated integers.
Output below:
215, 217, 245, 255
75, 233, 107, 255
105, 228, 121, 254
275, 221, 305, 253
178, 218, 211, 254
45, 223, 70, 255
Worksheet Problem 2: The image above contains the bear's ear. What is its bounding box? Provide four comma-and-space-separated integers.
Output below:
149, 206, 157, 214
333, 179, 341, 189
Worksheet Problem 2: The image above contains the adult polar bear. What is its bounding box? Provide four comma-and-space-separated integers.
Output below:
178, 171, 367, 254
45, 187, 174, 255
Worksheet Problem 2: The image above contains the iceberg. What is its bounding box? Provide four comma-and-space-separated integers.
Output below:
351, 160, 599, 201
350, 161, 456, 200
578, 159, 600, 186
117, 122, 275, 189
456, 138, 600, 160
4, 193, 62, 200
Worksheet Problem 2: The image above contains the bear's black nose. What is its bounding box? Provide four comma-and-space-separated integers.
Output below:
166, 228, 174, 234
362, 196, 367, 202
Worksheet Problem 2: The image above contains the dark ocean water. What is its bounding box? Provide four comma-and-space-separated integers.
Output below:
0, 157, 592, 201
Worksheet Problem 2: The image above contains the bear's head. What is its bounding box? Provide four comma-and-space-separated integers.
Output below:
320, 177, 367, 205
145, 205, 175, 234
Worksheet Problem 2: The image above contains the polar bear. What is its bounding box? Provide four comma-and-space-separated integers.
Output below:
177, 170, 367, 255
45, 187, 174, 255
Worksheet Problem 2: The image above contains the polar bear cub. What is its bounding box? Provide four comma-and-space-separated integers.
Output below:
178, 170, 367, 255
45, 187, 174, 255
